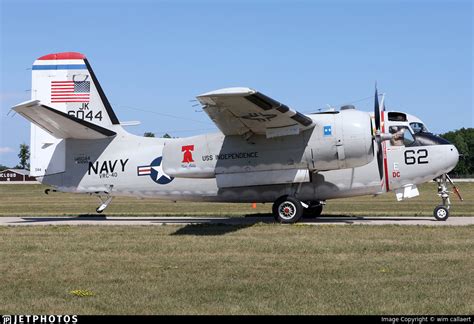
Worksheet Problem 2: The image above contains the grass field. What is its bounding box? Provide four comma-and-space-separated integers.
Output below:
0, 182, 473, 216
1, 225, 473, 315
1, 183, 473, 314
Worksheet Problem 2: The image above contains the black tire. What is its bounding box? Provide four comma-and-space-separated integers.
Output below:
303, 203, 323, 218
272, 196, 303, 224
433, 205, 449, 221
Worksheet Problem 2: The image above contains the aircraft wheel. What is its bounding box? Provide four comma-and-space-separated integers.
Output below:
303, 203, 323, 218
273, 196, 303, 224
433, 206, 449, 221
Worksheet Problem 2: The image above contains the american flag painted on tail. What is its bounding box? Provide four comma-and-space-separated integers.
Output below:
51, 80, 90, 103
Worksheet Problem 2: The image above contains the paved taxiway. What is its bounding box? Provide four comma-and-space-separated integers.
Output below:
0, 216, 473, 226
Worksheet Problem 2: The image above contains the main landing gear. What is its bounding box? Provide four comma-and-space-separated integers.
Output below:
272, 196, 324, 223
303, 201, 325, 219
433, 174, 463, 221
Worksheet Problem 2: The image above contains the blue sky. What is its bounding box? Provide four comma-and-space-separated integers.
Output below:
1, 0, 472, 167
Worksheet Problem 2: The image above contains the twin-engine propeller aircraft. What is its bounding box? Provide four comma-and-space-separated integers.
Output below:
12, 52, 462, 223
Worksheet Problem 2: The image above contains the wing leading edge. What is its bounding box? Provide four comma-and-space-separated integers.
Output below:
197, 87, 314, 138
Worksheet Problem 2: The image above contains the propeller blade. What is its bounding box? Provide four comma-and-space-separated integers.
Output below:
374, 85, 383, 181
374, 87, 380, 131
376, 142, 384, 181
380, 92, 385, 112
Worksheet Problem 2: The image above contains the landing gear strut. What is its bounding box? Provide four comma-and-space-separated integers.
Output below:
434, 174, 450, 221
433, 174, 463, 221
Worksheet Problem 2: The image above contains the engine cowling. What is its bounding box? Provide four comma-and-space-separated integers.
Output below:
304, 109, 374, 171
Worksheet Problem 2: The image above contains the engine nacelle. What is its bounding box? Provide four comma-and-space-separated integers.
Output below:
305, 109, 374, 171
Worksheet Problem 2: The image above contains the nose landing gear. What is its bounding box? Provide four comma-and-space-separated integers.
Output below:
433, 174, 463, 221
434, 174, 450, 221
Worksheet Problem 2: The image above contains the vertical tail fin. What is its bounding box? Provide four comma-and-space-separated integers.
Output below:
30, 52, 120, 177
32, 52, 119, 125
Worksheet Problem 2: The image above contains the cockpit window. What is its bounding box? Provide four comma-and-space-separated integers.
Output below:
389, 126, 416, 147
410, 122, 429, 134
388, 112, 407, 122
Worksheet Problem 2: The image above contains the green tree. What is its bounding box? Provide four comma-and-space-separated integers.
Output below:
0, 164, 9, 171
162, 133, 172, 138
17, 143, 30, 170
144, 132, 155, 137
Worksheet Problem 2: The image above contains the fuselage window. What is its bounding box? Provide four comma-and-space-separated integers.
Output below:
388, 112, 407, 122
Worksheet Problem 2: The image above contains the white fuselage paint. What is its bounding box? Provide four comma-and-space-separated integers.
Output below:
38, 112, 459, 203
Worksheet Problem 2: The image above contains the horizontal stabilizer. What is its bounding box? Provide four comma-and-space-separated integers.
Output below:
12, 100, 116, 139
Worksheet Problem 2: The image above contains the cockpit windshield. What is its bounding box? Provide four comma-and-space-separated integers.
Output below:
410, 122, 429, 134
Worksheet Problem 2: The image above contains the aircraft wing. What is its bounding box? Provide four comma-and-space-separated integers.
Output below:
12, 100, 116, 139
196, 87, 314, 138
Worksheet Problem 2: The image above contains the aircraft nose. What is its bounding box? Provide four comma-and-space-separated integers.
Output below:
446, 145, 459, 172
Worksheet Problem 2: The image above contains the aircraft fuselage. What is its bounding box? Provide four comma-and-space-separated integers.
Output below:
38, 111, 458, 204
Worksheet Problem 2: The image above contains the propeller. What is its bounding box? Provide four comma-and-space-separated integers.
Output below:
374, 87, 380, 131
373, 86, 386, 181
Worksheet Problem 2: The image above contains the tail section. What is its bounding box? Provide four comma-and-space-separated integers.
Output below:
32, 52, 119, 126
25, 52, 121, 177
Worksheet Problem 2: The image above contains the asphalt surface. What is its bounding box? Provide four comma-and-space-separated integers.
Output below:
0, 216, 473, 226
